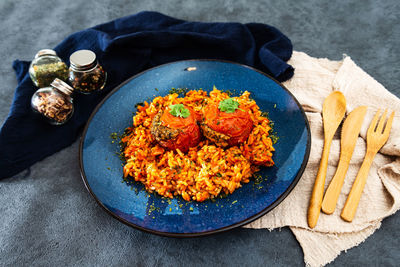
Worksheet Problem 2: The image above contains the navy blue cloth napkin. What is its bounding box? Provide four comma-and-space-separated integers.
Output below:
0, 11, 293, 179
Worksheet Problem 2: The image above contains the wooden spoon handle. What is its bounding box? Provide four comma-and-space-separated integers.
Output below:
321, 157, 350, 214
308, 139, 331, 228
341, 151, 375, 222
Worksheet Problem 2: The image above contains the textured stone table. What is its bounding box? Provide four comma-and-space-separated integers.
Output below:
1, 1, 399, 266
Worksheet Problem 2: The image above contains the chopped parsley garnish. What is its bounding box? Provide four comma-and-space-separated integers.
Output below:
270, 134, 279, 144
254, 174, 263, 185
169, 104, 190, 118
225, 90, 233, 97
169, 87, 189, 96
110, 132, 118, 140
218, 98, 242, 113
259, 111, 278, 144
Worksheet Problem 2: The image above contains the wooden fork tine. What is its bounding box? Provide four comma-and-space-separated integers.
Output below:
376, 109, 387, 134
341, 109, 394, 222
340, 110, 394, 222
367, 109, 381, 135
383, 111, 395, 138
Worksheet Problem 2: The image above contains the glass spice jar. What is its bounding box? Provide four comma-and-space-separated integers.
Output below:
31, 78, 74, 125
29, 49, 69, 88
68, 49, 107, 94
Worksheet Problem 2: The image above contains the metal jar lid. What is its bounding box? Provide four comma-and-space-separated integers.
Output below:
69, 49, 97, 71
51, 78, 74, 96
35, 49, 57, 59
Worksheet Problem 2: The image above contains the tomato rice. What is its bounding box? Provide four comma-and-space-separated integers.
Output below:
121, 88, 275, 202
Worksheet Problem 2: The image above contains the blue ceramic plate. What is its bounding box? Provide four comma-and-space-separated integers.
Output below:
80, 60, 311, 237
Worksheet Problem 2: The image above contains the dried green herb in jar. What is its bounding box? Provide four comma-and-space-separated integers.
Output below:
68, 50, 107, 94
29, 49, 69, 88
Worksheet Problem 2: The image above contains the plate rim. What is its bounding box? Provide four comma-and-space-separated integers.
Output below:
79, 59, 311, 238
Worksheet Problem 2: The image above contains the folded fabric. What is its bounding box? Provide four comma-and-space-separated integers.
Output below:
0, 11, 294, 179
244, 51, 400, 267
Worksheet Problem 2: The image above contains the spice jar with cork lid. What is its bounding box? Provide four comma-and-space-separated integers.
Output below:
68, 49, 107, 94
31, 78, 74, 125
29, 49, 69, 88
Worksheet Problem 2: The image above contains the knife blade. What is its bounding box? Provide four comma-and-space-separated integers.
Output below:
321, 105, 368, 214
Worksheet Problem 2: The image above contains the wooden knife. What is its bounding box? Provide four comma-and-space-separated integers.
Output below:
321, 106, 368, 214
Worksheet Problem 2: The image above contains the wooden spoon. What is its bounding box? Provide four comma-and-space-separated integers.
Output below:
308, 91, 346, 228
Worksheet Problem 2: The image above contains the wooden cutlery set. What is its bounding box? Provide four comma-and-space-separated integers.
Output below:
308, 91, 395, 228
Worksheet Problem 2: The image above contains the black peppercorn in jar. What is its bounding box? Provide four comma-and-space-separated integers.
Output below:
29, 49, 69, 88
68, 50, 107, 94
31, 78, 74, 125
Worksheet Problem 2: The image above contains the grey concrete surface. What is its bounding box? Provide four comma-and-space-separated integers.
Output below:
0, 0, 399, 266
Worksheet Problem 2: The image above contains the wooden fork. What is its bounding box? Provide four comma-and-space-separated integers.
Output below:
341, 109, 395, 222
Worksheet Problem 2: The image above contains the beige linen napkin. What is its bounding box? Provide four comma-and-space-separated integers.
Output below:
244, 51, 400, 267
